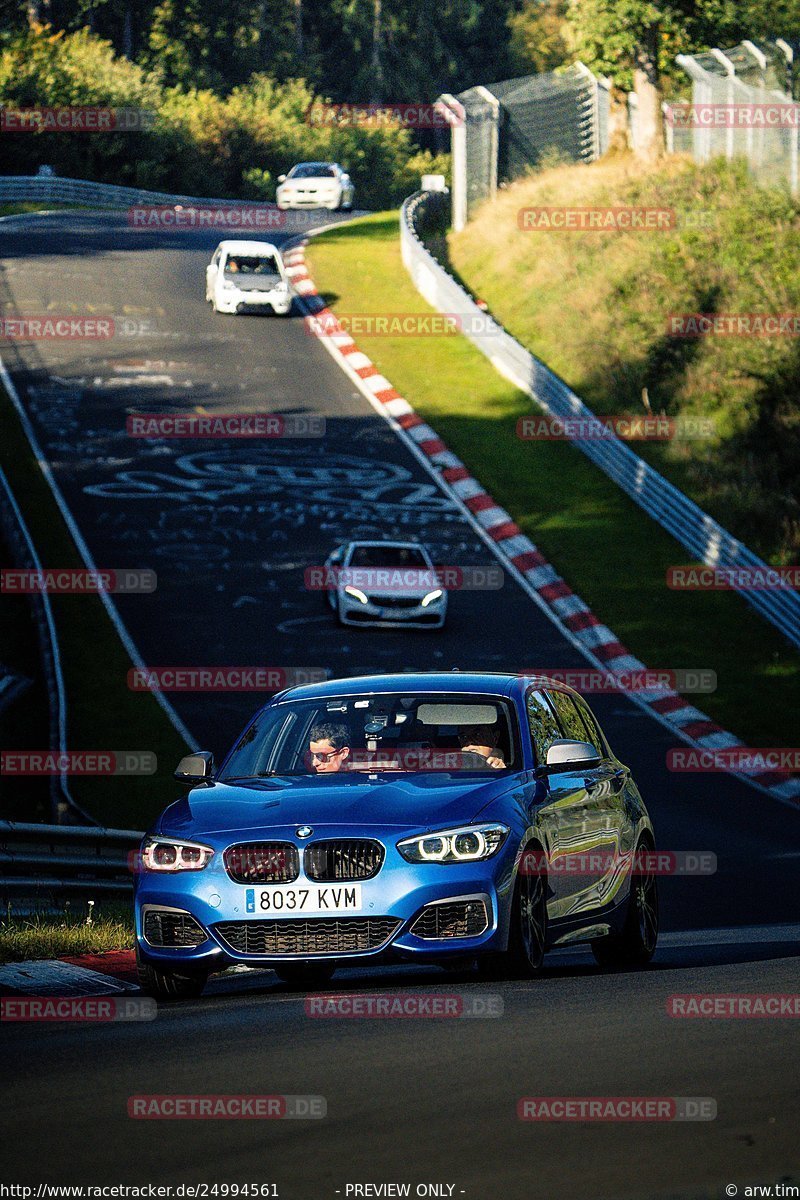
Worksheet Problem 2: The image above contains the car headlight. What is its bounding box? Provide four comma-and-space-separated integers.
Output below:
421, 589, 443, 607
397, 823, 509, 864
344, 585, 368, 604
140, 837, 214, 872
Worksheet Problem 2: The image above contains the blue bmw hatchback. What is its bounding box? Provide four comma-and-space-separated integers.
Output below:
134, 672, 658, 1000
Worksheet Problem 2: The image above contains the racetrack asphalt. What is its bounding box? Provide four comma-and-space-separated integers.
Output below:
1, 211, 798, 1198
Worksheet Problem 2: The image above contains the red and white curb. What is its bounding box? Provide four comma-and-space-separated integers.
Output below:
0, 950, 137, 996
283, 241, 800, 806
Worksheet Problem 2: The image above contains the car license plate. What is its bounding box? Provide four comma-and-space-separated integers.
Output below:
245, 884, 362, 916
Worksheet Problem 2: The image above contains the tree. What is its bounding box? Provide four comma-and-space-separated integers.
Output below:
566, 0, 673, 160
507, 0, 570, 75
567, 0, 800, 162
370, 0, 383, 102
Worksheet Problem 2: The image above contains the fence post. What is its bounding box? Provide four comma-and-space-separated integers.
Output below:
473, 85, 500, 199
574, 61, 601, 160
435, 94, 467, 231
710, 49, 736, 161
662, 102, 674, 154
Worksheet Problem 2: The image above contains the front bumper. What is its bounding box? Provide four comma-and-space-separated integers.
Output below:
338, 594, 447, 629
134, 834, 515, 970
276, 190, 340, 210
215, 287, 292, 315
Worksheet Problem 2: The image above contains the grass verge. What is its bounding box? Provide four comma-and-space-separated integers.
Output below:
448, 155, 800, 565
306, 212, 800, 749
0, 377, 189, 828
0, 903, 133, 963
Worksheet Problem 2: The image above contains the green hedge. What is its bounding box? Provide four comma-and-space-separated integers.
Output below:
0, 26, 449, 209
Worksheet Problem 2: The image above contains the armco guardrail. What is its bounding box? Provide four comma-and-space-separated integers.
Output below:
0, 172, 277, 211
400, 191, 800, 651
0, 466, 99, 826
0, 820, 143, 898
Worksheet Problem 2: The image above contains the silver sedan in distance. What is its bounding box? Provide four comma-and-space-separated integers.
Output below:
323, 540, 448, 629
275, 162, 354, 211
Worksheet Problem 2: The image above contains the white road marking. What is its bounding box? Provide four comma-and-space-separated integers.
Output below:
276, 614, 334, 633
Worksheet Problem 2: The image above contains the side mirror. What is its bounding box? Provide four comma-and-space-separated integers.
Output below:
545, 740, 600, 770
277, 174, 287, 183
174, 751, 214, 784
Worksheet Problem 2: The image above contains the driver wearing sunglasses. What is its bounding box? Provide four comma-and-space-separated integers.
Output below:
307, 723, 352, 773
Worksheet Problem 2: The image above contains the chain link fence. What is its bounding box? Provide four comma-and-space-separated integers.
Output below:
438, 39, 799, 228
672, 40, 799, 193
438, 63, 607, 228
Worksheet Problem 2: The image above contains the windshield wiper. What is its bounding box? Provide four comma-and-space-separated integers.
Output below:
220, 772, 285, 782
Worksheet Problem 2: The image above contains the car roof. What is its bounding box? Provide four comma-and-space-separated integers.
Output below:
271, 671, 584, 704
215, 240, 280, 254
292, 161, 336, 169
344, 540, 429, 551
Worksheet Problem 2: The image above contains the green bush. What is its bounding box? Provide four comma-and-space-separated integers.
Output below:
0, 26, 450, 208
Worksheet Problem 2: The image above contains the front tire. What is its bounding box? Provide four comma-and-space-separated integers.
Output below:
136, 950, 208, 1002
592, 841, 659, 969
503, 849, 548, 977
332, 592, 347, 626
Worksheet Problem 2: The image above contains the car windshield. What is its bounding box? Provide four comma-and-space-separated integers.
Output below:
349, 545, 427, 568
220, 692, 518, 779
290, 164, 336, 178
224, 255, 281, 276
